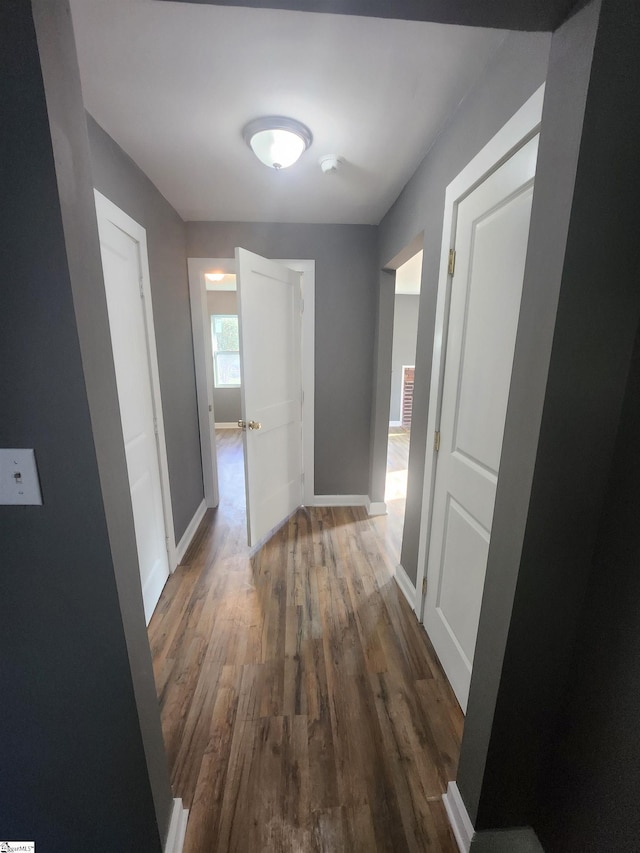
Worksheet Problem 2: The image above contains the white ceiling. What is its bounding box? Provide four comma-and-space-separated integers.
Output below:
395, 250, 423, 295
70, 0, 506, 225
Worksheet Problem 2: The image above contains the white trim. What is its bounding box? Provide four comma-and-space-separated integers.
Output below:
312, 494, 368, 507
215, 422, 241, 429
188, 259, 221, 509
188, 257, 315, 508
93, 190, 178, 573
164, 798, 189, 853
414, 84, 545, 620
443, 783, 474, 853
395, 563, 416, 610
174, 499, 207, 568
366, 499, 388, 516
389, 420, 403, 428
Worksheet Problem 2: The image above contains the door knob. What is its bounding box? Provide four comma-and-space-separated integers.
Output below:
248, 420, 262, 430
238, 419, 246, 430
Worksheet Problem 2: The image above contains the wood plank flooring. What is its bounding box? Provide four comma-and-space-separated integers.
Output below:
149, 429, 463, 852
377, 428, 411, 563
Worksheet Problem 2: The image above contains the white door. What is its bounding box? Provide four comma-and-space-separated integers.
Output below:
235, 248, 303, 546
423, 135, 538, 710
96, 195, 171, 624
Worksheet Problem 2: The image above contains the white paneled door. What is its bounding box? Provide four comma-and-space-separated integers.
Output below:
423, 135, 538, 710
235, 248, 303, 547
95, 192, 172, 625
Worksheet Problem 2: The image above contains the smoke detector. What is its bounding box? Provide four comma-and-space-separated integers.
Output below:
320, 156, 343, 175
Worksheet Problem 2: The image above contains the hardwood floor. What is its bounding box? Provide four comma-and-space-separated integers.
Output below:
149, 429, 462, 852
378, 428, 411, 563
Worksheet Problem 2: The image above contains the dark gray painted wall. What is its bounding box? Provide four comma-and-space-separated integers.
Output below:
376, 30, 551, 583
0, 1, 169, 847
32, 0, 174, 843
207, 290, 242, 423
390, 295, 419, 423
86, 115, 204, 541
187, 222, 379, 495
540, 327, 640, 852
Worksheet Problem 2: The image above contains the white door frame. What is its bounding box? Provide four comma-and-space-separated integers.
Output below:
94, 189, 178, 573
188, 256, 315, 507
188, 258, 220, 509
414, 84, 545, 618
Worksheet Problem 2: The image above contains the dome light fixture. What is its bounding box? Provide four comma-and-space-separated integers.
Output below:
243, 116, 312, 170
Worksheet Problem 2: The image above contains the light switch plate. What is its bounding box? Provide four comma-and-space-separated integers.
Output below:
0, 449, 43, 505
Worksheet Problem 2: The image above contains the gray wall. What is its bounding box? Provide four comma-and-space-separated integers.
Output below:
187, 222, 379, 496
389, 294, 419, 423
86, 115, 203, 541
376, 30, 552, 583
206, 289, 242, 423
540, 327, 640, 851
0, 0, 171, 847
369, 270, 396, 505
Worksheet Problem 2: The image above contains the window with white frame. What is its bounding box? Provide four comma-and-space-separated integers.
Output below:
211, 314, 241, 388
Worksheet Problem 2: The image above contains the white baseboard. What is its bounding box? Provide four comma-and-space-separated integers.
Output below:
443, 782, 474, 853
394, 563, 417, 611
164, 798, 189, 853
174, 499, 207, 569
366, 498, 388, 516
312, 494, 369, 507
215, 422, 240, 429
389, 419, 403, 427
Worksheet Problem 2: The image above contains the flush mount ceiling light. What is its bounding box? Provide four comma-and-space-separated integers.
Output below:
205, 272, 225, 282
243, 117, 312, 170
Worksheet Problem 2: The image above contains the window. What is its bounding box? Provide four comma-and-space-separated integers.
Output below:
211, 314, 241, 388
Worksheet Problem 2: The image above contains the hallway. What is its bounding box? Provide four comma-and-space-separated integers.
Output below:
149, 429, 462, 852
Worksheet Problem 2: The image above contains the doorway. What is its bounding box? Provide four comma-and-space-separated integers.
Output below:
384, 250, 422, 563
204, 271, 247, 529
94, 191, 176, 624
188, 256, 316, 540
415, 87, 543, 711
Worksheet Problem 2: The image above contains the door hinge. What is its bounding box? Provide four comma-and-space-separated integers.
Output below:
153, 416, 159, 436
165, 536, 171, 554
434, 430, 441, 452
422, 576, 427, 597
139, 275, 145, 297
300, 297, 304, 314
448, 249, 456, 276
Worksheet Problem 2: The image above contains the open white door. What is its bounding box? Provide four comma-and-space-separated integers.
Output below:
235, 248, 303, 546
421, 135, 538, 711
